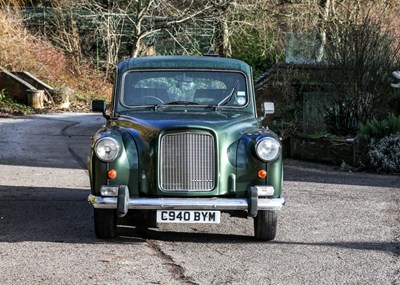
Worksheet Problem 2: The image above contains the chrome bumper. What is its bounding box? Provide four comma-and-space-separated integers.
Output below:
88, 194, 285, 211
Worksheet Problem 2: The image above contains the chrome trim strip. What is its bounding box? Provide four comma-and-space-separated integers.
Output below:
88, 195, 285, 211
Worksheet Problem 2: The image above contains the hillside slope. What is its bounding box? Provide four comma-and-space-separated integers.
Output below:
0, 8, 111, 113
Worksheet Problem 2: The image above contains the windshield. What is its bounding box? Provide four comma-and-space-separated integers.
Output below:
121, 70, 248, 108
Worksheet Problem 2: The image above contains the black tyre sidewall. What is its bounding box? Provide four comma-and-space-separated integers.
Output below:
254, 210, 277, 241
94, 208, 117, 239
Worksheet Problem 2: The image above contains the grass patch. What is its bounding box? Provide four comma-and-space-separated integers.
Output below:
0, 89, 36, 116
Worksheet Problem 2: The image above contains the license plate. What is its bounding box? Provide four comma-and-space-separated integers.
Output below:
156, 210, 220, 224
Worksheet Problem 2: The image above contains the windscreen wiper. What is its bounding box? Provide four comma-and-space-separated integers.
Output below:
148, 101, 200, 111
216, 80, 240, 108
162, 101, 199, 105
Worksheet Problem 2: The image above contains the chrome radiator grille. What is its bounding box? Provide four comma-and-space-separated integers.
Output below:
160, 132, 215, 191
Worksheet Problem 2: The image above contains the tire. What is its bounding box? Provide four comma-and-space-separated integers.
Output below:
254, 210, 277, 241
94, 209, 117, 239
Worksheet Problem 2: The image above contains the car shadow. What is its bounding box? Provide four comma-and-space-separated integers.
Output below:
118, 227, 400, 255
0, 185, 253, 244
1, 186, 398, 256
119, 226, 255, 243
0, 185, 108, 244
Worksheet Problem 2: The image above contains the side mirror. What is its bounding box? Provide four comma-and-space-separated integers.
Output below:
92, 99, 110, 120
261, 102, 275, 116
92, 100, 106, 113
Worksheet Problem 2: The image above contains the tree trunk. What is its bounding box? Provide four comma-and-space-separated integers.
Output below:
130, 36, 141, 58
315, 0, 331, 62
215, 18, 231, 57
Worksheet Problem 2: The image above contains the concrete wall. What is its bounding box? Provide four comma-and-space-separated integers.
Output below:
12, 71, 53, 92
0, 68, 36, 104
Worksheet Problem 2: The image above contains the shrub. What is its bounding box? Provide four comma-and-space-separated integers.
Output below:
368, 134, 400, 173
359, 113, 400, 140
0, 90, 35, 115
231, 29, 284, 79
322, 16, 400, 136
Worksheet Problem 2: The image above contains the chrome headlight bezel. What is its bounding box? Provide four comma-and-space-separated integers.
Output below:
255, 137, 281, 162
94, 137, 120, 162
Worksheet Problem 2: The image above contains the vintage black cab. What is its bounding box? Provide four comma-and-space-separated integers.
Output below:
88, 55, 284, 241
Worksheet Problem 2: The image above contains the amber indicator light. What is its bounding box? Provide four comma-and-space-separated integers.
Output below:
258, 169, 267, 179
108, 169, 117, 179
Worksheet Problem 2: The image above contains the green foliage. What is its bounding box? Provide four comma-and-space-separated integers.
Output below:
0, 90, 35, 115
359, 113, 400, 140
0, 89, 6, 100
231, 30, 284, 79
256, 65, 302, 139
270, 102, 302, 139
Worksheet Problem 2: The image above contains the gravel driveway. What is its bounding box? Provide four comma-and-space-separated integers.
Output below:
0, 113, 399, 285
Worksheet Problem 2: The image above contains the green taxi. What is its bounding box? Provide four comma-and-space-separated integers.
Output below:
88, 55, 284, 241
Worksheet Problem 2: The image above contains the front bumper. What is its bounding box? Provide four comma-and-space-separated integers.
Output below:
88, 195, 285, 210
88, 185, 285, 217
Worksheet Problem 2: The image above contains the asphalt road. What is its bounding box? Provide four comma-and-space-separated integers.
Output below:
0, 113, 399, 285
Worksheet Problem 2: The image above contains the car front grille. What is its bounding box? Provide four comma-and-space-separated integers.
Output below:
160, 132, 215, 191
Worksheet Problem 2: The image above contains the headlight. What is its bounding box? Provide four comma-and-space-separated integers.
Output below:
255, 137, 281, 162
95, 137, 120, 162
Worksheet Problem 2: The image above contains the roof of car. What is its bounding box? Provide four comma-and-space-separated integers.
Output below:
117, 55, 252, 74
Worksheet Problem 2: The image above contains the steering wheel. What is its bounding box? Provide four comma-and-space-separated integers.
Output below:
143, 96, 164, 104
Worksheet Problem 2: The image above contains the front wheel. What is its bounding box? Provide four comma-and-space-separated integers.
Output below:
254, 210, 277, 241
94, 209, 117, 239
